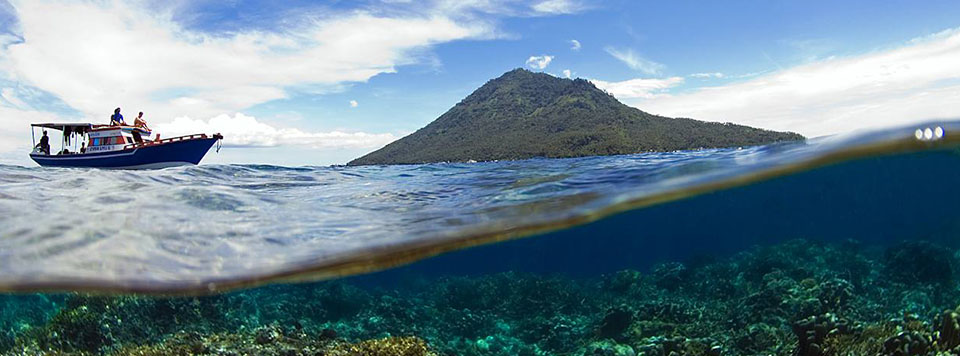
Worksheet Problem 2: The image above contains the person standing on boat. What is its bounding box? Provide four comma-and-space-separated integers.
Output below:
130, 112, 150, 144
110, 107, 125, 126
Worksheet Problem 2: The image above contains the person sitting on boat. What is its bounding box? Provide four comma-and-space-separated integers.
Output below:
80, 142, 86, 154
35, 130, 50, 154
134, 111, 150, 130
110, 107, 125, 126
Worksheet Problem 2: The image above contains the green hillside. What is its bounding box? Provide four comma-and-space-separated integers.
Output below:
349, 69, 803, 165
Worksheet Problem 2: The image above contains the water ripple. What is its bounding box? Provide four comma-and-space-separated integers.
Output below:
0, 121, 957, 293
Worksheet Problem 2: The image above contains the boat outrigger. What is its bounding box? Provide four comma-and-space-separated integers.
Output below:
29, 123, 223, 169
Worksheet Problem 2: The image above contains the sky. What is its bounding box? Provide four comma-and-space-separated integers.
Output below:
2, 0, 960, 166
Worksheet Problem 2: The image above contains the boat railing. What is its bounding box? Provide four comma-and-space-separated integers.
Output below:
123, 134, 210, 150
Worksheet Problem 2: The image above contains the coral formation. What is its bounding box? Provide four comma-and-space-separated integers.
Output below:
884, 241, 955, 285
341, 336, 437, 356
792, 313, 856, 356
117, 332, 436, 356
882, 331, 931, 356
2, 239, 960, 356
598, 307, 633, 339
934, 307, 960, 353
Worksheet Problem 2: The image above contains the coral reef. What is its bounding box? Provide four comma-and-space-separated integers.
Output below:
792, 313, 857, 356
117, 331, 436, 356
0, 294, 60, 353
937, 307, 960, 352
884, 241, 955, 285
2, 238, 960, 356
882, 331, 931, 356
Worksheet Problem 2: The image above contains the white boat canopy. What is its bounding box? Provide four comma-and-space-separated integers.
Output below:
30, 123, 94, 131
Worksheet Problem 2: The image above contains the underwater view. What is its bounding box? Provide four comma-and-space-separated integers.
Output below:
2, 122, 960, 355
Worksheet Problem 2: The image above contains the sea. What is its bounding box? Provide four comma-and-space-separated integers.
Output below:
1, 121, 960, 356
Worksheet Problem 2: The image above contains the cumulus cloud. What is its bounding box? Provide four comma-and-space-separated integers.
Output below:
562, 69, 572, 79
155, 113, 398, 149
590, 77, 684, 99
349, 100, 359, 108
1, 1, 490, 121
0, 0, 502, 158
526, 55, 554, 70
604, 47, 664, 75
636, 28, 960, 137
569, 39, 581, 51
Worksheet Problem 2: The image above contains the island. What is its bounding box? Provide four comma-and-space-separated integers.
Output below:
348, 69, 804, 165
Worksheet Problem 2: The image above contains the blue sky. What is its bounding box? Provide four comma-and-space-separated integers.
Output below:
2, 0, 960, 166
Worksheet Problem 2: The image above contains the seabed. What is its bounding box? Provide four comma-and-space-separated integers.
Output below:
2, 238, 960, 356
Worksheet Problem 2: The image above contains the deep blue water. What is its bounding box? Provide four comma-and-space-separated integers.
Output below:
347, 146, 960, 288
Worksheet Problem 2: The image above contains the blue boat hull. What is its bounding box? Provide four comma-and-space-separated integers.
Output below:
30, 137, 219, 169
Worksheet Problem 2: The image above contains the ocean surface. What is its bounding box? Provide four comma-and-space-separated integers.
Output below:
2, 121, 960, 355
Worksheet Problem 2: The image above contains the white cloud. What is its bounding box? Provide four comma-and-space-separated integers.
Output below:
0, 105, 64, 157
638, 28, 960, 137
690, 72, 725, 79
2, 1, 489, 119
0, 87, 26, 108
562, 69, 572, 79
0, 0, 491, 149
590, 77, 684, 99
604, 47, 664, 75
569, 39, 581, 51
526, 55, 554, 70
430, 0, 587, 18
532, 0, 584, 14
155, 113, 398, 149
349, 100, 359, 108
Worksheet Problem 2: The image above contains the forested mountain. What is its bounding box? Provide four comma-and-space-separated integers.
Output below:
349, 69, 803, 165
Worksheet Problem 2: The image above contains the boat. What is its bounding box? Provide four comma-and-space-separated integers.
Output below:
29, 123, 223, 169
